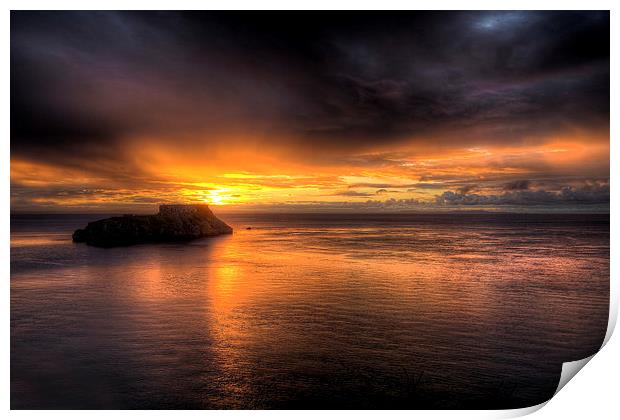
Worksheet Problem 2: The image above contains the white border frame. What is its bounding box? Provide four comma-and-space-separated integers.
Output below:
3, 2, 617, 418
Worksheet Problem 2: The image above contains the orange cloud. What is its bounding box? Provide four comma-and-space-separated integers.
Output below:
10, 128, 609, 213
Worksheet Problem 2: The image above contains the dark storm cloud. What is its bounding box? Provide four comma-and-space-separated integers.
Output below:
334, 190, 374, 197
503, 180, 530, 191
436, 183, 609, 206
457, 185, 479, 194
11, 10, 609, 164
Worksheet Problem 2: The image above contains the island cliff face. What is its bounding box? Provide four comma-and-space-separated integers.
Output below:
72, 204, 233, 247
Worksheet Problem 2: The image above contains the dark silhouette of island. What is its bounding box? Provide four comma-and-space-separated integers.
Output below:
72, 204, 233, 247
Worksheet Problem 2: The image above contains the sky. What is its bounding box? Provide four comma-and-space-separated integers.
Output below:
11, 11, 609, 213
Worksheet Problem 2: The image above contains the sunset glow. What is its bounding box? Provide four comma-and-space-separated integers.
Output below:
10, 11, 609, 213
10, 131, 609, 212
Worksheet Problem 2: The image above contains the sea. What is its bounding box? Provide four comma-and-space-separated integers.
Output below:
10, 212, 610, 409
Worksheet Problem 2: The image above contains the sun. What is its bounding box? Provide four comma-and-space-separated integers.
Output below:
206, 189, 227, 205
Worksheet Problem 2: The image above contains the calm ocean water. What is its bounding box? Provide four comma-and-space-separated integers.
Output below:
10, 212, 609, 409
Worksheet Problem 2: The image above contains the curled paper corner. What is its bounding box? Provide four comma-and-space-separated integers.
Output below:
554, 355, 595, 396
497, 353, 600, 418
602, 288, 618, 348
495, 400, 548, 418
504, 282, 619, 417
543, 299, 617, 408
495, 358, 591, 419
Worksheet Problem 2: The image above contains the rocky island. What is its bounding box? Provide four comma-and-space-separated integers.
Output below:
72, 204, 233, 247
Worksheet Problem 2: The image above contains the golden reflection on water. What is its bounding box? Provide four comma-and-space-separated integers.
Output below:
194, 229, 520, 405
